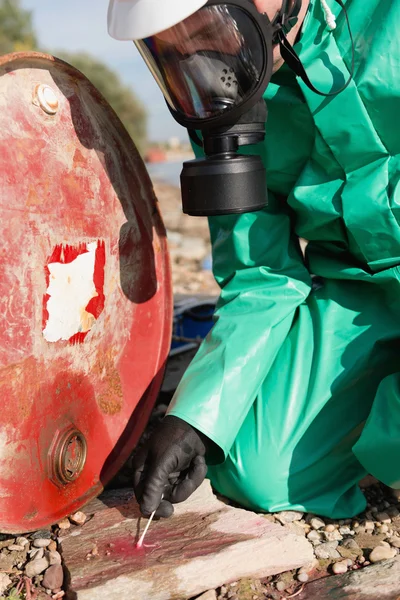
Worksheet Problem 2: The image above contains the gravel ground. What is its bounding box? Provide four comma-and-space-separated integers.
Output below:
153, 181, 219, 296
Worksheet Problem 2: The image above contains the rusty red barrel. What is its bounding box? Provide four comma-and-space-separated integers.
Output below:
0, 52, 172, 533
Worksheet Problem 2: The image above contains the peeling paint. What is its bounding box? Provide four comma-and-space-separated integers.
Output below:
43, 241, 105, 343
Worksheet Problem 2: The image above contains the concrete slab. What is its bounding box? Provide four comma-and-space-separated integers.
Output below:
298, 557, 400, 600
60, 481, 313, 600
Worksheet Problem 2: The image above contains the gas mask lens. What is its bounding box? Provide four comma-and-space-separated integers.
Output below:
135, 5, 265, 121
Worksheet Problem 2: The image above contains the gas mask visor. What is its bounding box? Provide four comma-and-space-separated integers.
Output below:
135, 0, 274, 216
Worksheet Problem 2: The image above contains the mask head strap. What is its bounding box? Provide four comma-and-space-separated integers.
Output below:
271, 0, 302, 40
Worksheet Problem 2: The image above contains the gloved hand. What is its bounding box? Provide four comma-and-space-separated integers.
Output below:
133, 415, 208, 518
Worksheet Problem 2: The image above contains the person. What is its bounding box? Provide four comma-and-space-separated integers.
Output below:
108, 0, 400, 520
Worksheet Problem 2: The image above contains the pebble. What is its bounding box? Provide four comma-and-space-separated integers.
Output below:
299, 559, 319, 574
52, 593, 65, 600
369, 546, 396, 563
30, 548, 44, 560
16, 537, 29, 547
338, 526, 354, 536
69, 511, 87, 526
8, 544, 25, 551
34, 538, 52, 548
297, 573, 309, 583
332, 561, 348, 575
387, 507, 400, 518
276, 511, 304, 524
310, 517, 325, 530
352, 521, 360, 529
375, 512, 391, 524
379, 541, 391, 548
307, 530, 322, 544
0, 573, 12, 595
276, 581, 286, 592
324, 530, 343, 542
358, 556, 365, 564
43, 564, 64, 590
25, 557, 49, 578
389, 536, 400, 548
324, 524, 336, 533
31, 530, 52, 540
378, 524, 389, 534
48, 551, 62, 566
57, 518, 71, 530
314, 541, 340, 560
364, 521, 375, 531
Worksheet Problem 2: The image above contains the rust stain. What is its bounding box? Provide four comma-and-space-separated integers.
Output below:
73, 148, 87, 169
92, 349, 123, 415
26, 185, 41, 206
0, 356, 41, 421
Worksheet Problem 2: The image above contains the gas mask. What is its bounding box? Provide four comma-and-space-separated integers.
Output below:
109, 0, 353, 216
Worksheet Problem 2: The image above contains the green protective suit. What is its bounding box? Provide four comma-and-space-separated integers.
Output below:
167, 0, 400, 518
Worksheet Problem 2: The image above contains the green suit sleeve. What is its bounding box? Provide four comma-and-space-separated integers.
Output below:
167, 192, 312, 460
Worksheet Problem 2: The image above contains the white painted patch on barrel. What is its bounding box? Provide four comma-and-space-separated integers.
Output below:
43, 242, 99, 342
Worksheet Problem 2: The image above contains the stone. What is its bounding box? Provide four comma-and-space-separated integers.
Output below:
378, 525, 389, 534
31, 530, 52, 540
16, 537, 29, 547
387, 507, 400, 519
69, 511, 87, 526
354, 532, 386, 551
0, 538, 14, 550
376, 513, 391, 524
300, 557, 400, 599
52, 593, 65, 600
0, 573, 12, 595
196, 591, 217, 600
57, 518, 71, 530
8, 544, 25, 551
324, 524, 336, 533
297, 572, 309, 582
275, 511, 304, 524
0, 552, 14, 572
364, 521, 375, 531
324, 530, 343, 542
276, 581, 286, 592
42, 565, 64, 590
389, 536, 400, 548
339, 526, 354, 536
307, 530, 322, 543
298, 559, 319, 574
314, 541, 340, 560
370, 546, 396, 563
48, 541, 57, 552
332, 560, 348, 575
48, 551, 62, 565
30, 548, 45, 560
60, 481, 313, 600
338, 539, 363, 560
25, 557, 49, 578
33, 538, 51, 548
310, 518, 325, 530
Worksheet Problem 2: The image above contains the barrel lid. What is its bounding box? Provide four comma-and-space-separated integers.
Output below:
0, 52, 172, 533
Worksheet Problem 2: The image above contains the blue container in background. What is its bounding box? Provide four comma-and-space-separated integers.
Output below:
171, 297, 216, 356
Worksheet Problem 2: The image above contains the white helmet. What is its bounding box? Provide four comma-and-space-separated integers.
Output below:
108, 0, 208, 41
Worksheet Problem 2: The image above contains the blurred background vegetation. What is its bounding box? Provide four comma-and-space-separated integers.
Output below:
0, 0, 148, 152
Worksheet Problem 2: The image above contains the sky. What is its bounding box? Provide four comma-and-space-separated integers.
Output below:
20, 0, 185, 141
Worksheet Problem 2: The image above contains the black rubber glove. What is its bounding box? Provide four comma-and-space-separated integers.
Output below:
132, 415, 208, 518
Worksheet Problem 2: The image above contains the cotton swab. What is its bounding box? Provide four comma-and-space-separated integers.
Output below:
136, 509, 156, 548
